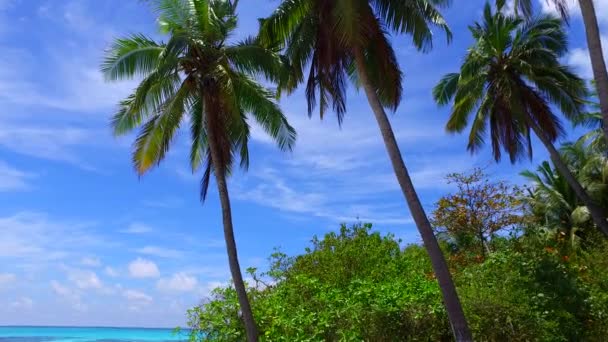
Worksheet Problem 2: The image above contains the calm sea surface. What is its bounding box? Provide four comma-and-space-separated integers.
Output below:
0, 327, 189, 342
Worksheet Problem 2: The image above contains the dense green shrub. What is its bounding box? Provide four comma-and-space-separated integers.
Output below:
184, 224, 608, 341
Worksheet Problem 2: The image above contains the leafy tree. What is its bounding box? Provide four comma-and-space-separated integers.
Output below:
497, 0, 608, 145
258, 1, 472, 339
101, 1, 296, 339
187, 224, 452, 341
433, 4, 608, 236
432, 168, 522, 259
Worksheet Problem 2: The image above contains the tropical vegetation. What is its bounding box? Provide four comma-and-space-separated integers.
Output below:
101, 0, 296, 339
499, 0, 608, 145
185, 161, 608, 341
433, 4, 608, 235
259, 0, 471, 338
99, 0, 608, 341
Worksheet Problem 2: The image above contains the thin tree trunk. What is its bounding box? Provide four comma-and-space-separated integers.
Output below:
578, 0, 608, 145
529, 119, 608, 237
353, 47, 473, 342
205, 106, 259, 342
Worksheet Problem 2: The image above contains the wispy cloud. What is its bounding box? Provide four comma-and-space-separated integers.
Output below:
80, 256, 102, 267
566, 35, 608, 79
10, 296, 33, 310
142, 197, 184, 209
0, 273, 16, 287
104, 266, 119, 278
120, 222, 154, 234
157, 273, 198, 293
51, 280, 87, 312
539, 0, 608, 23
0, 212, 104, 262
123, 289, 153, 311
0, 161, 33, 192
136, 246, 183, 259
0, 1, 138, 115
0, 122, 97, 168
66, 268, 103, 290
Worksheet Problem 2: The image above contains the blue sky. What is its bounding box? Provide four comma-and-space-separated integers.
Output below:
0, 0, 606, 328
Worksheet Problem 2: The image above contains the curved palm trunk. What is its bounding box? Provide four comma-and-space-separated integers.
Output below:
353, 48, 473, 342
578, 0, 608, 145
529, 119, 608, 237
205, 109, 259, 342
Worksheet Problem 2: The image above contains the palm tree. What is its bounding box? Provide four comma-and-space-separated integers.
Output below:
522, 140, 608, 248
498, 0, 608, 147
101, 1, 296, 340
522, 161, 589, 247
573, 87, 607, 152
433, 4, 608, 236
259, 1, 472, 340
574, 112, 607, 151
561, 140, 608, 209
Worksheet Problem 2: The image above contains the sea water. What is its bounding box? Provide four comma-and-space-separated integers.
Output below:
0, 327, 189, 342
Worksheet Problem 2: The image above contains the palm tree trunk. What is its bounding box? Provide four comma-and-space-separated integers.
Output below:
353, 47, 473, 342
578, 0, 608, 145
529, 118, 608, 237
205, 109, 259, 342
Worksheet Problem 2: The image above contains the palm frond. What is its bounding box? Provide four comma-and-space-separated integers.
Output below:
101, 34, 163, 81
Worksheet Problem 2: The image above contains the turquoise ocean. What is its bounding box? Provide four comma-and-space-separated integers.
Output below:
0, 327, 188, 342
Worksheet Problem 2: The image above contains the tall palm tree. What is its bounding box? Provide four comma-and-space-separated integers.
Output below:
101, 1, 296, 340
259, 1, 473, 340
433, 4, 608, 236
498, 0, 608, 147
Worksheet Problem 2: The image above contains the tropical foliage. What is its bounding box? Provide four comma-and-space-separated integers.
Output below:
185, 220, 608, 341
259, 1, 470, 338
496, 0, 608, 145
433, 3, 608, 235
96, 0, 608, 341
185, 130, 608, 340
102, 0, 296, 339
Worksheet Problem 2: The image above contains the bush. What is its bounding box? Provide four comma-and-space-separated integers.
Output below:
185, 224, 608, 341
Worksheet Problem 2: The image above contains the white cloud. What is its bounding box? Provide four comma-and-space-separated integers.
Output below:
0, 161, 32, 192
10, 297, 33, 310
128, 258, 160, 278
80, 256, 101, 267
136, 246, 183, 259
0, 212, 103, 261
539, 0, 608, 23
156, 273, 198, 292
142, 197, 184, 209
198, 281, 226, 298
0, 122, 93, 166
104, 266, 119, 278
67, 269, 103, 290
567, 35, 608, 79
123, 289, 153, 304
120, 223, 153, 234
50, 280, 86, 312
0, 273, 16, 287
0, 4, 138, 115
